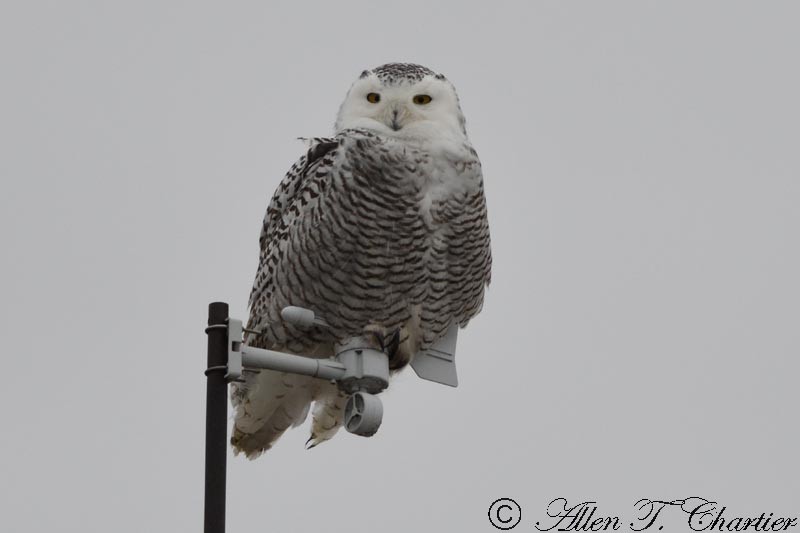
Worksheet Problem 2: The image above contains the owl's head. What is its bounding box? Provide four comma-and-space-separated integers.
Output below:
334, 63, 468, 141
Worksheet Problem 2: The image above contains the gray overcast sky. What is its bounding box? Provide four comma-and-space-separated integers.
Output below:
1, 2, 798, 532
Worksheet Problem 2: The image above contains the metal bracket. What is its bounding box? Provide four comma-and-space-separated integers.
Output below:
225, 318, 243, 382
226, 308, 459, 389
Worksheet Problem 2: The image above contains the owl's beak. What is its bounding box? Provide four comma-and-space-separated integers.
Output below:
385, 104, 410, 131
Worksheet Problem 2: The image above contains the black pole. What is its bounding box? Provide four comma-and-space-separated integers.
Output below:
205, 302, 229, 533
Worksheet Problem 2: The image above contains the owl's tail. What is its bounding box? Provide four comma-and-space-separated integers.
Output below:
230, 370, 313, 458
230, 369, 346, 458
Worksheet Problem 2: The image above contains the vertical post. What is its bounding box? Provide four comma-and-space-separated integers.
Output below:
205, 302, 229, 533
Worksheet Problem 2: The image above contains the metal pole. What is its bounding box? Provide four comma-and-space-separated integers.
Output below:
205, 302, 229, 533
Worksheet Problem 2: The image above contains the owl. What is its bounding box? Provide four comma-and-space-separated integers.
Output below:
231, 63, 491, 457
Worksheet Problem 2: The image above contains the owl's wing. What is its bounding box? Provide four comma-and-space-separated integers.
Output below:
247, 138, 339, 319
233, 137, 343, 458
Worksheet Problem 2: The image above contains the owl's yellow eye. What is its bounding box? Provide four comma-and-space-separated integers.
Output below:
413, 94, 432, 105
366, 93, 381, 103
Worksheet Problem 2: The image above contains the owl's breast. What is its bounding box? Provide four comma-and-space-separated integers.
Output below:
263, 131, 488, 352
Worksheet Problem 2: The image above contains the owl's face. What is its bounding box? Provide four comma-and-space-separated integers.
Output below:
335, 63, 468, 142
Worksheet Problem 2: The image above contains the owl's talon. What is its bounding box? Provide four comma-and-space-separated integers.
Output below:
384, 329, 401, 358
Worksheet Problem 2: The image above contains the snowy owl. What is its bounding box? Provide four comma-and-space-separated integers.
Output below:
231, 63, 491, 457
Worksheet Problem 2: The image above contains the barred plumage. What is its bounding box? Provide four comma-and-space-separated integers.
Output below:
231, 63, 491, 457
